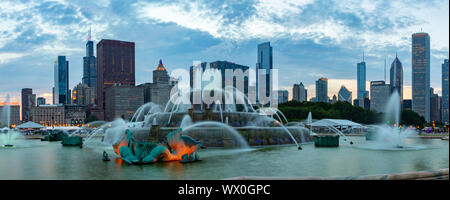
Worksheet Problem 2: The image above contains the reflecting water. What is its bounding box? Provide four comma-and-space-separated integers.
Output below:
0, 137, 448, 179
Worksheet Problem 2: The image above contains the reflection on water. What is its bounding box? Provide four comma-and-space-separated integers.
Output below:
0, 137, 448, 179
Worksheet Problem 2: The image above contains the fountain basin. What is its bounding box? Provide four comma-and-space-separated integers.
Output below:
128, 126, 312, 148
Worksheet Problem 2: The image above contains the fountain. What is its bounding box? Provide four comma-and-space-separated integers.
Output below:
361, 92, 423, 150
0, 95, 21, 148
94, 86, 312, 164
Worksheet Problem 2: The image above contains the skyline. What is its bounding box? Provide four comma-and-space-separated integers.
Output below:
0, 0, 449, 105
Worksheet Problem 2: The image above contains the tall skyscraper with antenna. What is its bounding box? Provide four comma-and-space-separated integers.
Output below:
357, 52, 368, 100
412, 32, 430, 122
82, 26, 97, 104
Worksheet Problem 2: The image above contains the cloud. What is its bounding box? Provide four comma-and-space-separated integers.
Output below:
133, 0, 449, 52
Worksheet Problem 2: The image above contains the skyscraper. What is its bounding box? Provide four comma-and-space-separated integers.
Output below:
442, 59, 449, 123
82, 29, 97, 104
256, 42, 273, 104
390, 54, 403, 101
315, 78, 328, 103
37, 97, 46, 106
357, 56, 368, 99
338, 85, 352, 104
430, 88, 441, 122
277, 90, 289, 104
370, 81, 391, 113
21, 88, 33, 121
293, 82, 307, 102
412, 32, 431, 121
96, 39, 135, 119
54, 56, 70, 105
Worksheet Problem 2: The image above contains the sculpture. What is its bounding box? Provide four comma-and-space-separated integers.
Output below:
113, 128, 204, 164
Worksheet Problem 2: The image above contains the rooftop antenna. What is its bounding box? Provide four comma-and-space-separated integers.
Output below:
363, 50, 365, 62
384, 56, 386, 82
88, 25, 91, 41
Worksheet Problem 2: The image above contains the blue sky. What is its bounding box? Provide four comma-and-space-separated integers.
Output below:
0, 0, 448, 105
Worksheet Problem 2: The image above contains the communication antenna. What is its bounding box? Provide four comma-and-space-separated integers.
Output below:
384, 56, 386, 82
88, 25, 92, 41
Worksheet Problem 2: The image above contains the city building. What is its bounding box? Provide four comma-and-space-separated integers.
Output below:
390, 54, 403, 101
293, 82, 307, 102
430, 88, 441, 122
403, 99, 412, 110
104, 85, 144, 121
412, 32, 431, 121
72, 83, 95, 105
96, 39, 135, 120
331, 95, 337, 104
370, 81, 391, 113
256, 42, 273, 104
31, 105, 64, 126
37, 97, 46, 106
357, 56, 368, 100
442, 59, 449, 123
31, 104, 86, 127
0, 103, 20, 127
138, 60, 177, 106
64, 105, 86, 126
54, 56, 70, 105
82, 29, 97, 104
315, 78, 328, 103
21, 88, 34, 121
277, 90, 289, 104
189, 60, 250, 108
338, 85, 352, 104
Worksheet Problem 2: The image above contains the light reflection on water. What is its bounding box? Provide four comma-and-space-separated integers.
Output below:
0, 137, 448, 180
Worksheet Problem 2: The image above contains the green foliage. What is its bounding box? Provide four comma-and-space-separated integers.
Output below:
278, 101, 382, 124
85, 114, 99, 124
278, 101, 428, 126
400, 109, 426, 127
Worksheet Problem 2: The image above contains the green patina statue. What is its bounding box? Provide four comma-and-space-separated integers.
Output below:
116, 128, 204, 165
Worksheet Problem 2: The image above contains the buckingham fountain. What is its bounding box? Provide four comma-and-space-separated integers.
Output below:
87, 86, 312, 164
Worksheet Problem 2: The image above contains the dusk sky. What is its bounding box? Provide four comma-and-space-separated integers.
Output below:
0, 0, 449, 105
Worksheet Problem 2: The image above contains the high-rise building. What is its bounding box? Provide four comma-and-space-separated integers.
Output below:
54, 56, 70, 105
256, 42, 273, 104
357, 57, 368, 99
138, 60, 177, 106
104, 85, 144, 121
293, 82, 307, 102
370, 81, 391, 113
315, 78, 328, 103
331, 95, 337, 104
390, 54, 403, 101
72, 83, 95, 105
21, 88, 33, 121
403, 99, 412, 110
430, 88, 441, 122
82, 30, 97, 104
338, 85, 352, 104
189, 60, 250, 109
96, 39, 135, 119
37, 97, 46, 106
277, 90, 289, 104
412, 32, 431, 121
442, 59, 449, 123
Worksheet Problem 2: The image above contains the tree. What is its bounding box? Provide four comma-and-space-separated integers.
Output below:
401, 110, 426, 127
85, 114, 99, 124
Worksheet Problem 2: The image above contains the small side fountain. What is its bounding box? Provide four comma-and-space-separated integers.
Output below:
0, 95, 21, 148
361, 92, 423, 150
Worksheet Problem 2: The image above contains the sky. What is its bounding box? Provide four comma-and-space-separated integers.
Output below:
0, 0, 449, 106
